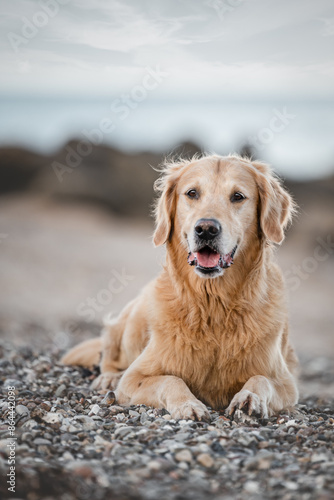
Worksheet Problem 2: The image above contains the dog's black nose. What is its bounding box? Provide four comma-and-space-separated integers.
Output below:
194, 218, 221, 240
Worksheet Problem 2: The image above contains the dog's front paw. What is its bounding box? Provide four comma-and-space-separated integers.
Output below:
91, 371, 123, 393
169, 400, 210, 422
226, 389, 269, 418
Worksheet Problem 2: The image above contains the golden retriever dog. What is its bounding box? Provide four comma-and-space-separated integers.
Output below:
62, 154, 299, 421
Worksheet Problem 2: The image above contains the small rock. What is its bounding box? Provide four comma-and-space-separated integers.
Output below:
114, 426, 134, 439
244, 481, 260, 494
16, 405, 30, 417
22, 419, 39, 430
42, 412, 63, 425
40, 402, 52, 411
197, 453, 214, 468
175, 432, 190, 442
62, 451, 75, 461
215, 416, 230, 428
285, 481, 299, 491
34, 438, 52, 445
89, 404, 100, 415
4, 379, 21, 388
72, 415, 97, 431
140, 412, 150, 424
21, 432, 34, 442
245, 451, 275, 471
55, 384, 67, 397
175, 449, 193, 463
148, 460, 162, 471
286, 419, 297, 428
178, 461, 189, 470
311, 453, 328, 463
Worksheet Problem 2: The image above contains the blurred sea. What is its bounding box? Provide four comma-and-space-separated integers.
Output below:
1, 96, 333, 180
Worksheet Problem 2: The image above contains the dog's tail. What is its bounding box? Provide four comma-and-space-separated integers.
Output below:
60, 337, 102, 369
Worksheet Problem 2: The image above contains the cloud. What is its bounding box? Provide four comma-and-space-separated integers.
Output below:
0, 0, 333, 98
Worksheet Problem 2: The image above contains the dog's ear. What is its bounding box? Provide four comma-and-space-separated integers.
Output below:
153, 159, 186, 247
252, 161, 296, 244
153, 180, 176, 247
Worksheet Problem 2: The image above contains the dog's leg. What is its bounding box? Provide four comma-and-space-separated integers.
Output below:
92, 298, 149, 392
116, 365, 210, 421
91, 318, 128, 392
226, 372, 298, 418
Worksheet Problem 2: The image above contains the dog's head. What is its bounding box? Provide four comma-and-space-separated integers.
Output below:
153, 155, 295, 279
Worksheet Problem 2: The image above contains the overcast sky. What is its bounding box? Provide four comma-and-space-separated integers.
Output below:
1, 0, 334, 100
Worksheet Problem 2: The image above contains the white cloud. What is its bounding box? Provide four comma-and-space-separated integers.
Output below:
0, 0, 333, 98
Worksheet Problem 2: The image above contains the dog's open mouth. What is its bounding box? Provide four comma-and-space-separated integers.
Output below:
187, 245, 237, 272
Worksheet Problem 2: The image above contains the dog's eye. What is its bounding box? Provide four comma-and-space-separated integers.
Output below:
231, 192, 246, 203
186, 189, 199, 199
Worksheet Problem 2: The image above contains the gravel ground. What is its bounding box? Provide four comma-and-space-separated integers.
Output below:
0, 341, 334, 500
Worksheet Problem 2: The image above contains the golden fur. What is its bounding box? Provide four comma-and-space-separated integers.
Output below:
62, 154, 298, 420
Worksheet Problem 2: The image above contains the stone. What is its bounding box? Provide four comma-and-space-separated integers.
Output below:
1, 337, 333, 500
245, 451, 275, 471
22, 419, 39, 430
72, 415, 97, 431
34, 438, 52, 446
175, 449, 193, 463
89, 404, 101, 415
244, 481, 260, 494
55, 384, 67, 397
4, 379, 22, 388
197, 453, 214, 468
114, 426, 134, 439
16, 405, 30, 416
140, 412, 150, 424
42, 412, 63, 424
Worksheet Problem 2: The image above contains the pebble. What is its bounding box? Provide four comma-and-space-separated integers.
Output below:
0, 341, 333, 500
196, 453, 214, 468
89, 404, 101, 415
245, 451, 275, 470
244, 481, 260, 493
4, 378, 22, 388
72, 415, 97, 431
55, 384, 67, 397
175, 449, 193, 463
34, 438, 52, 446
16, 405, 30, 416
42, 412, 63, 424
148, 460, 162, 471
22, 419, 39, 429
140, 411, 150, 424
114, 426, 134, 439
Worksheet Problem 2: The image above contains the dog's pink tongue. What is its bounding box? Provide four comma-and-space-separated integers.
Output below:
195, 248, 220, 268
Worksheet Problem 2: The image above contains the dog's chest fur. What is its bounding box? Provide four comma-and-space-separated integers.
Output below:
154, 295, 281, 408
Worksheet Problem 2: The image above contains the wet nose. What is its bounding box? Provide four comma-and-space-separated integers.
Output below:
194, 218, 221, 240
